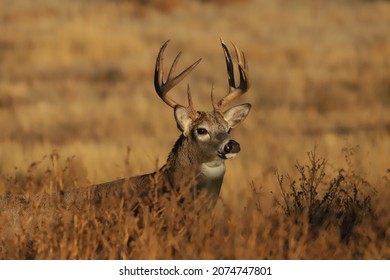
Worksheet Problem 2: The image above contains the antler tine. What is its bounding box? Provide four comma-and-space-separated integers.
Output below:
154, 40, 202, 108
217, 39, 250, 111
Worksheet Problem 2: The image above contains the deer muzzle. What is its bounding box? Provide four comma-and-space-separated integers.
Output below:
218, 139, 240, 159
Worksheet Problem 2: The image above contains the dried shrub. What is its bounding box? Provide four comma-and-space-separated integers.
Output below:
273, 147, 388, 258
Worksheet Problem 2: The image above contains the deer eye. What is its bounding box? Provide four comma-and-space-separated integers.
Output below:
196, 128, 208, 135
228, 128, 232, 134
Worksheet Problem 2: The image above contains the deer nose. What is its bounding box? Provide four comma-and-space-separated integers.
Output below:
224, 140, 240, 154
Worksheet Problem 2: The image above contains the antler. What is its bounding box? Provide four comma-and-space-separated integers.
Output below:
217, 39, 250, 111
154, 40, 202, 109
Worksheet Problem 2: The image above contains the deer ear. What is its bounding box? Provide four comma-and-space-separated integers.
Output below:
174, 105, 193, 136
223, 103, 251, 128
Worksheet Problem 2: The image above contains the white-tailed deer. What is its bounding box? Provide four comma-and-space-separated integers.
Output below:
0, 40, 250, 250
93, 39, 251, 208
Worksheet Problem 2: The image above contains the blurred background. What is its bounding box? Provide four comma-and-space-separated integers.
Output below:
0, 0, 389, 210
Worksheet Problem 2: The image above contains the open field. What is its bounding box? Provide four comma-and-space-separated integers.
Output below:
0, 0, 390, 259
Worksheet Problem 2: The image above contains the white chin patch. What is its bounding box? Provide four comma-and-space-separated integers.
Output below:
224, 153, 238, 159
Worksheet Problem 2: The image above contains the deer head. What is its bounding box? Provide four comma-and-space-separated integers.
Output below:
154, 39, 251, 167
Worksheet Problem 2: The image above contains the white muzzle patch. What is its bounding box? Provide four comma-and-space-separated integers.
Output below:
223, 153, 238, 159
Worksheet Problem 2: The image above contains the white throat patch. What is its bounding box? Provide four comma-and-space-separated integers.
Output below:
200, 161, 226, 179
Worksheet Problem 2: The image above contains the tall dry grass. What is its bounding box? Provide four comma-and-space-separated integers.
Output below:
0, 148, 389, 259
0, 0, 390, 259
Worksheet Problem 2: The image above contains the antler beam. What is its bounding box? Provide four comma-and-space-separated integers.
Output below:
154, 40, 202, 109
217, 39, 250, 111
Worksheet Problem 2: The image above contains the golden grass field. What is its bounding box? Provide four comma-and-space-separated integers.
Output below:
0, 0, 390, 259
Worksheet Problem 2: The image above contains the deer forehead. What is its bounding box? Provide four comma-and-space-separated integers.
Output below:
192, 111, 228, 131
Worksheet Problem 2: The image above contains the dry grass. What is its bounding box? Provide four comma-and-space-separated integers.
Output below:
1, 148, 389, 259
0, 0, 390, 259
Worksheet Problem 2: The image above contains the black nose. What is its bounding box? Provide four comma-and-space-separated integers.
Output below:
224, 140, 240, 154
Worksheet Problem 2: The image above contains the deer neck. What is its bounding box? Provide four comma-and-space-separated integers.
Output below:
166, 135, 225, 196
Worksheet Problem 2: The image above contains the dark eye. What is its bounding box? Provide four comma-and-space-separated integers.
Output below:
228, 128, 232, 134
196, 128, 208, 135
